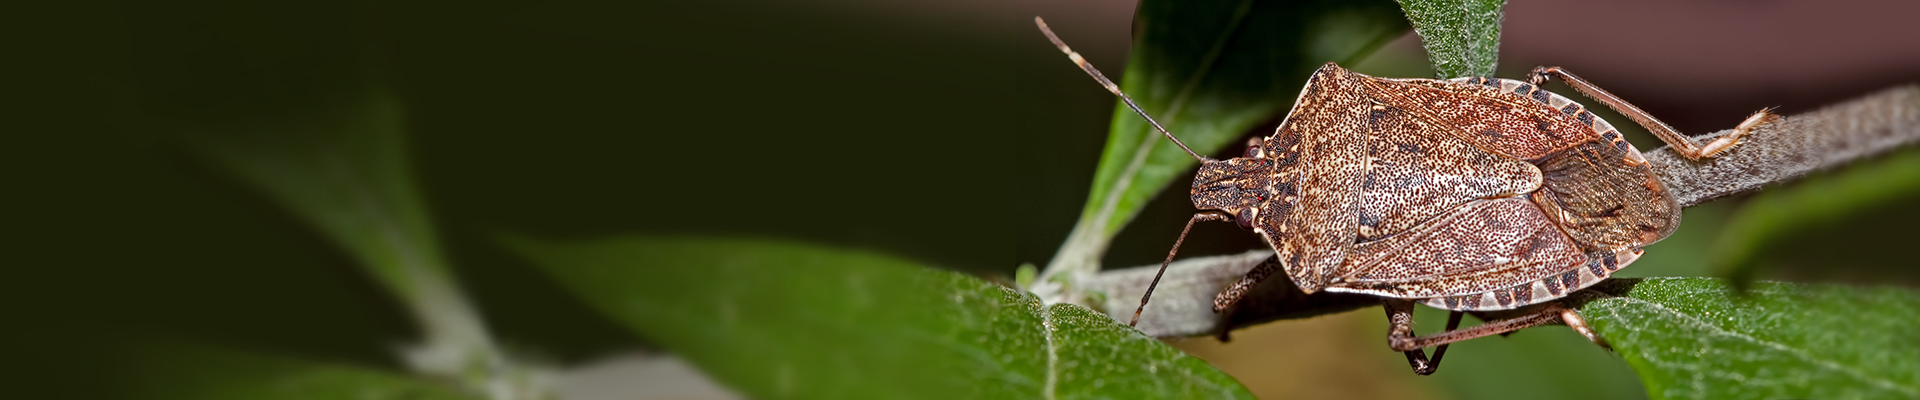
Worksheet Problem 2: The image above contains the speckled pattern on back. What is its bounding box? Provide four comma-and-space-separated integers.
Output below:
1413, 77, 1661, 311
1452, 76, 1641, 163
1187, 65, 1680, 312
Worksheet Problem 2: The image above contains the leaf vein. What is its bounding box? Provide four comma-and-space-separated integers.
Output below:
1612, 296, 1919, 395
1042, 306, 1060, 400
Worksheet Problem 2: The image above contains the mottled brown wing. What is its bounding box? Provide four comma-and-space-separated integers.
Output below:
1323, 196, 1587, 301
1257, 64, 1370, 291
1364, 77, 1592, 161
1363, 76, 1680, 253
1351, 91, 1542, 243
1530, 140, 1679, 251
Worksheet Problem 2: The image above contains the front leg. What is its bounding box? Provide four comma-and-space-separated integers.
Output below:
1212, 255, 1282, 313
1211, 254, 1281, 342
1130, 212, 1232, 327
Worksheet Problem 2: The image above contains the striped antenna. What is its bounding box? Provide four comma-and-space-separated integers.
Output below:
1035, 17, 1208, 162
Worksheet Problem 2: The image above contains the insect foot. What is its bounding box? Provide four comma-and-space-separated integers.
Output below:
1695, 109, 1784, 158
1385, 300, 1461, 375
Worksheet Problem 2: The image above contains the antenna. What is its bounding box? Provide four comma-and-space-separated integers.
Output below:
1035, 17, 1209, 162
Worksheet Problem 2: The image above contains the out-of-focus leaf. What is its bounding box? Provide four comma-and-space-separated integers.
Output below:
1579, 278, 1920, 400
1393, 0, 1504, 78
185, 89, 448, 307
183, 89, 500, 386
1711, 148, 1920, 284
1047, 0, 1407, 275
113, 343, 478, 400
501, 235, 1253, 399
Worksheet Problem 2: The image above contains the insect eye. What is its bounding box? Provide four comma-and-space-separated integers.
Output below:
1236, 208, 1256, 230
1244, 144, 1263, 158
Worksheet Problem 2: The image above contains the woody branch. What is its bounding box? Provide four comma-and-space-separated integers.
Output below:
1079, 85, 1920, 338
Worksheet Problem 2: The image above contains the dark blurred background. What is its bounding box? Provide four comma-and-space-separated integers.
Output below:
6, 0, 1917, 398
10, 0, 1021, 395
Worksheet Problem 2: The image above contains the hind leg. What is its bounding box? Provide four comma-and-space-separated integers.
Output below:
1529, 66, 1779, 160
1390, 301, 1608, 352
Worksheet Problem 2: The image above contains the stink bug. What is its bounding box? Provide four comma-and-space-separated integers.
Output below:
1035, 17, 1778, 375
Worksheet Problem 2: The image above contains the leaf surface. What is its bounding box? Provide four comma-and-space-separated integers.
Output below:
502, 235, 1253, 400
1579, 278, 1920, 400
1393, 0, 1504, 78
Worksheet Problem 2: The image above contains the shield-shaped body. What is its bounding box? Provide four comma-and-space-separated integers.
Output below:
1190, 63, 1679, 311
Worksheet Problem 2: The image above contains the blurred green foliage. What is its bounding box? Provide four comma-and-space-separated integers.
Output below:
184, 89, 450, 314
1712, 149, 1920, 286
110, 343, 480, 400
14, 0, 1015, 398
503, 235, 1253, 399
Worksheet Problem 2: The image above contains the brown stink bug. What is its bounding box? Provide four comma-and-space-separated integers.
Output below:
1035, 17, 1778, 375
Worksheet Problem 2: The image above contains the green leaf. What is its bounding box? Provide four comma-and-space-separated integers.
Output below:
500, 235, 1253, 400
1015, 263, 1039, 290
1579, 278, 1920, 399
185, 89, 449, 307
112, 343, 480, 400
1049, 0, 1407, 274
1711, 148, 1920, 283
1393, 0, 1505, 78
183, 89, 503, 387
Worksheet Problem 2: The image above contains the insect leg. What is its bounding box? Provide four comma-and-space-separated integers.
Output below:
1528, 66, 1779, 161
1385, 299, 1446, 375
1561, 307, 1611, 349
1423, 311, 1465, 372
1131, 211, 1232, 327
1393, 303, 1576, 352
1211, 254, 1281, 313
